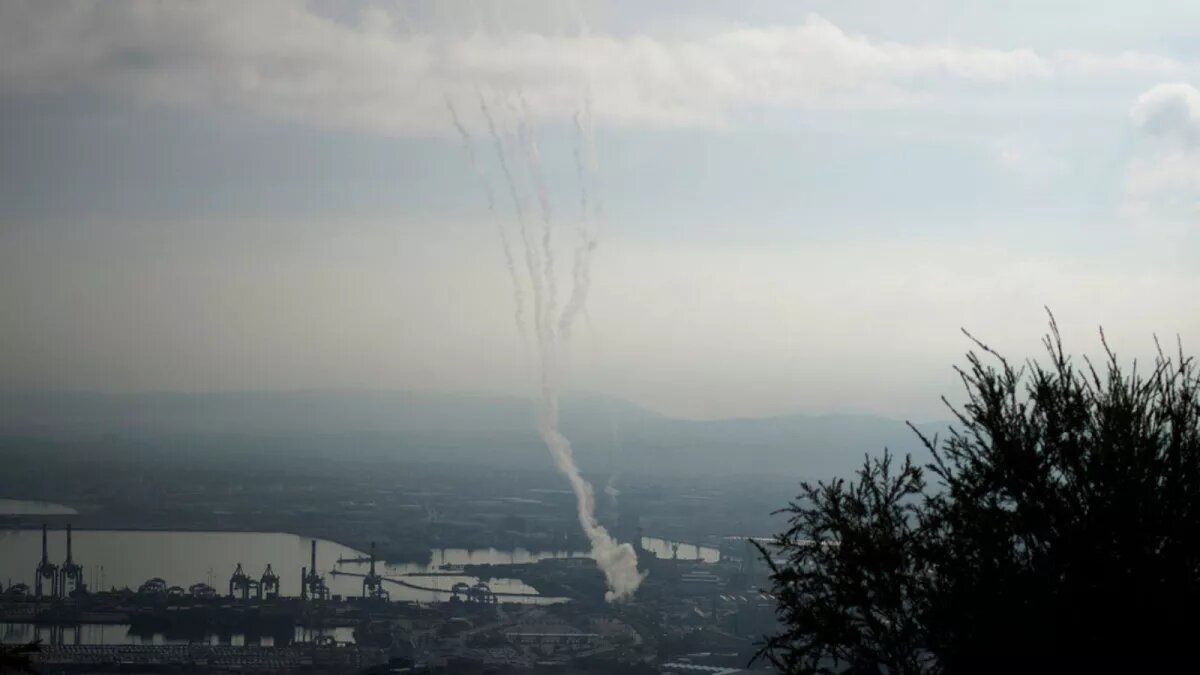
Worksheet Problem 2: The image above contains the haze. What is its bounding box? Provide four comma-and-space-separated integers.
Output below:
2, 0, 1199, 422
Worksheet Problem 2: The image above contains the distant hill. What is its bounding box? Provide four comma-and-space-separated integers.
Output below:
621, 412, 942, 478
0, 390, 945, 478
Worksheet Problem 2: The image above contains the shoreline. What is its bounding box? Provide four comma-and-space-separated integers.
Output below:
0, 521, 605, 566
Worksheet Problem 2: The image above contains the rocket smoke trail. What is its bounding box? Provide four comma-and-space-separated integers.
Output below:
604, 470, 622, 506
558, 91, 599, 342
445, 95, 527, 345
514, 92, 559, 330
469, 89, 643, 601
594, 305, 625, 511
538, 390, 643, 601
445, 95, 493, 213
480, 93, 545, 342
572, 110, 591, 231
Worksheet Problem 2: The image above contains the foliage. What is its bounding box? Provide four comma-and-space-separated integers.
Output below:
758, 314, 1200, 674
0, 641, 39, 674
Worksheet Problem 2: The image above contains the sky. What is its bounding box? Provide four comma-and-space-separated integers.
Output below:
1, 0, 1199, 421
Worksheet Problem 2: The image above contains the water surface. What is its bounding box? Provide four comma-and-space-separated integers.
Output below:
641, 536, 721, 563
0, 499, 78, 516
0, 529, 571, 603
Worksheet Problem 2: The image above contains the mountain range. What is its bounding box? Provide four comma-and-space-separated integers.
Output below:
0, 390, 947, 478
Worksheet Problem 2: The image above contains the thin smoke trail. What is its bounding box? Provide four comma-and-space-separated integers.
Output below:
557, 239, 595, 341
536, 389, 643, 601
512, 92, 559, 332
518, 93, 558, 325
526, 103, 642, 599
558, 90, 600, 341
572, 110, 590, 235
464, 24, 642, 601
560, 108, 591, 341
581, 307, 624, 511
604, 469, 622, 505
580, 88, 602, 319
444, 95, 528, 345
481, 92, 545, 342
528, 91, 641, 599
444, 95, 493, 213
498, 92, 549, 343
526, 261, 643, 598
580, 85, 604, 227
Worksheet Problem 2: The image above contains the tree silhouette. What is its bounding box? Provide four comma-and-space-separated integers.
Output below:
758, 314, 1200, 674
0, 641, 39, 674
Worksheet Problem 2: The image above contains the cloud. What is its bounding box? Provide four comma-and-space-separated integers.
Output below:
1124, 83, 1200, 224
0, 1, 1190, 136
1130, 82, 1200, 143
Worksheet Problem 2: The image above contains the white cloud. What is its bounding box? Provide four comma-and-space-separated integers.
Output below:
1130, 82, 1200, 143
1124, 83, 1200, 224
0, 1, 1190, 136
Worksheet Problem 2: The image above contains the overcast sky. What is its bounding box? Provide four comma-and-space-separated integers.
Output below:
2, 0, 1199, 420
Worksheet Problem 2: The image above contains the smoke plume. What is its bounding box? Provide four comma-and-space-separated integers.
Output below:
453, 82, 644, 601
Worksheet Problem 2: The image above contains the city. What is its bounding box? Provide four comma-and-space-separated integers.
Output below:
0, 443, 784, 674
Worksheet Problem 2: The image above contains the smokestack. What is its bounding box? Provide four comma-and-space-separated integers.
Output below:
301, 566, 307, 599
310, 540, 316, 576
369, 542, 376, 576
66, 524, 73, 562
41, 523, 48, 562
